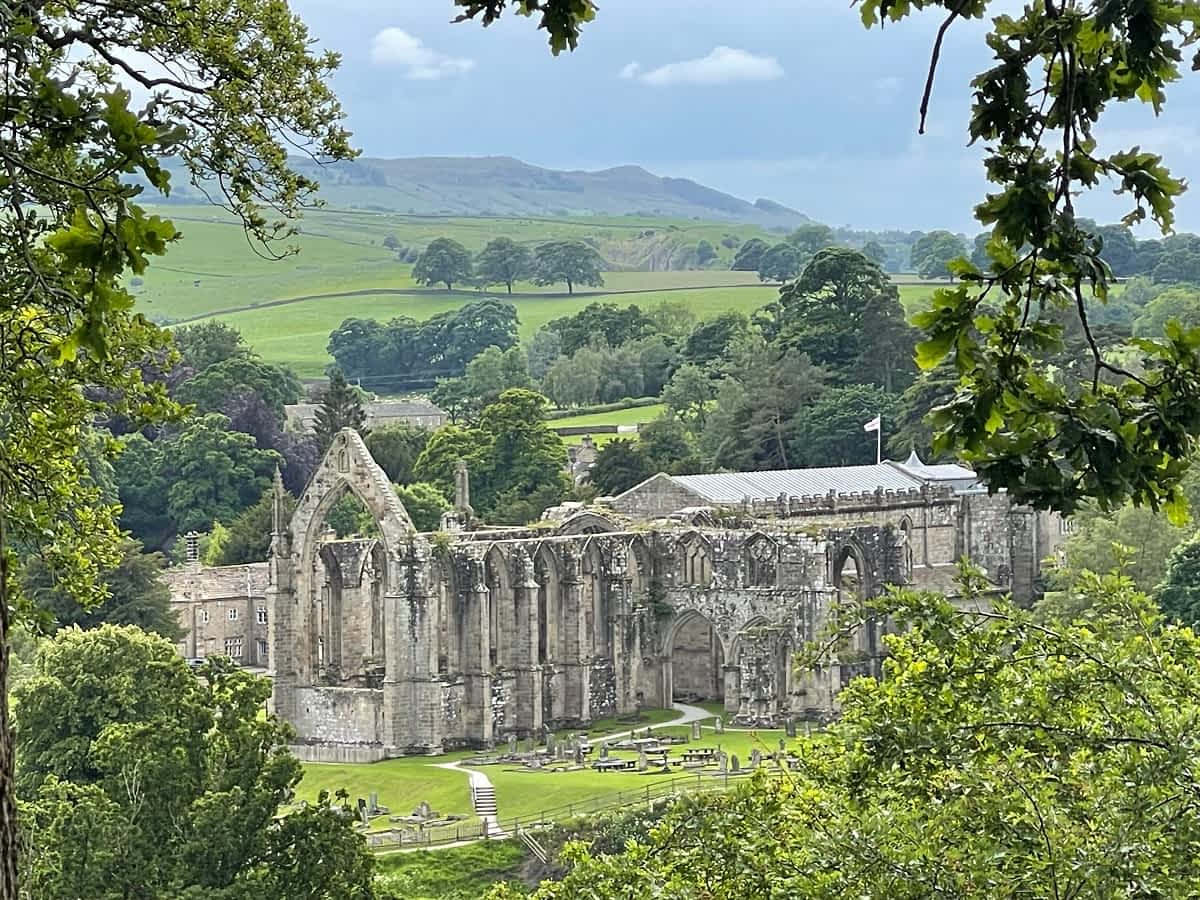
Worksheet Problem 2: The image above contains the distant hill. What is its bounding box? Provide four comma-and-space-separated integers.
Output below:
154, 155, 809, 227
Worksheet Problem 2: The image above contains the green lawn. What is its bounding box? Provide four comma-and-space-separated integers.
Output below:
551, 403, 667, 430
298, 752, 478, 831
374, 840, 527, 899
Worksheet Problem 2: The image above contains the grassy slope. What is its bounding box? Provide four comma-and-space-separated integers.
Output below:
551, 403, 667, 429
374, 840, 527, 900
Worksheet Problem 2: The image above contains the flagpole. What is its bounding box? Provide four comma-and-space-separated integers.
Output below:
876, 420, 881, 465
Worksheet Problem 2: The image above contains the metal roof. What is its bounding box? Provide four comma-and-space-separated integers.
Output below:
673, 464, 926, 504
893, 451, 980, 490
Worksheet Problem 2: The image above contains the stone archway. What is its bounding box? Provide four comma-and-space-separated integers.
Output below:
833, 541, 879, 681
665, 610, 725, 705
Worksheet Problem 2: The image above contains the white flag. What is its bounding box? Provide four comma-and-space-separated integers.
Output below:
863, 415, 881, 433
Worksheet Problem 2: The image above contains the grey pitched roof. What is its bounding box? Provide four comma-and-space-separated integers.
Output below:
893, 451, 980, 491
672, 464, 925, 504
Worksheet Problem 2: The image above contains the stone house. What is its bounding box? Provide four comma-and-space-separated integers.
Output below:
163, 561, 270, 667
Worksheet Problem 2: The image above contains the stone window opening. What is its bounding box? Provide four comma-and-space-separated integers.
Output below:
897, 517, 914, 579
744, 535, 778, 587
200, 609, 209, 625
257, 606, 267, 624
224, 637, 243, 658
681, 537, 712, 587
228, 608, 238, 622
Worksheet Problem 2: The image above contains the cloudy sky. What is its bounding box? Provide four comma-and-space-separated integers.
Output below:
290, 0, 1200, 233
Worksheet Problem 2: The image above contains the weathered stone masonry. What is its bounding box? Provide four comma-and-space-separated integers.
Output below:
260, 431, 1061, 761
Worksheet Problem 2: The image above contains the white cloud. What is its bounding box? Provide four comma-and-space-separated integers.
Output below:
620, 46, 783, 87
369, 28, 475, 80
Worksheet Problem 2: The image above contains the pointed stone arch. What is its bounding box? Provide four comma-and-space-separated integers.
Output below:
744, 533, 778, 588
678, 531, 712, 587
556, 511, 619, 535
663, 609, 726, 704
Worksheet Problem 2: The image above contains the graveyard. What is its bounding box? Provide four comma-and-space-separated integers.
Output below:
295, 706, 799, 845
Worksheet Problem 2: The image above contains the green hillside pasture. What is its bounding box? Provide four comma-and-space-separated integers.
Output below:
552, 403, 667, 429
374, 841, 527, 899
297, 753, 477, 832
133, 205, 771, 321
194, 286, 778, 377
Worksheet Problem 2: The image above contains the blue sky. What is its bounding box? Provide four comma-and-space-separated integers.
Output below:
290, 0, 1200, 234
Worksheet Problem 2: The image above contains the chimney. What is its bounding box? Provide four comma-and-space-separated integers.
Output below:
185, 531, 200, 566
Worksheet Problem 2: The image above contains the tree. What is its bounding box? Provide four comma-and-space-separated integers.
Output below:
327, 317, 393, 378
639, 417, 700, 474
382, 234, 401, 251
909, 229, 967, 279
786, 223, 835, 257
662, 363, 716, 429
1152, 251, 1200, 285
413, 237, 473, 290
21, 540, 183, 641
861, 240, 888, 266
14, 627, 374, 897
112, 434, 175, 550
645, 300, 698, 340
682, 312, 749, 369
492, 573, 1200, 898
588, 440, 651, 496
161, 415, 282, 535
546, 303, 651, 354
477, 389, 571, 518
314, 369, 368, 452
394, 482, 451, 532
1157, 533, 1200, 626
885, 364, 958, 461
0, 0, 350, 885
756, 242, 804, 283
527, 328, 564, 381
414, 426, 488, 504
790, 384, 899, 467
171, 321, 250, 372
215, 487, 298, 566
695, 239, 717, 265
475, 237, 533, 293
532, 241, 606, 294
776, 248, 918, 392
175, 356, 302, 421
731, 238, 769, 272
364, 425, 430, 485
465, 346, 533, 402
422, 298, 521, 371
1133, 286, 1200, 337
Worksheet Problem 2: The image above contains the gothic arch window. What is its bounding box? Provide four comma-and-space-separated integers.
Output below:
744, 535, 778, 587
681, 535, 712, 587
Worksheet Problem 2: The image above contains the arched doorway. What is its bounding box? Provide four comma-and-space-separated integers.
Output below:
834, 543, 878, 680
668, 611, 725, 704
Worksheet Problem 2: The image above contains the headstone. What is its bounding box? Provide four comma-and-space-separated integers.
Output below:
356, 798, 368, 825
508, 734, 518, 756
785, 716, 797, 738
690, 721, 702, 741
717, 752, 727, 774
731, 754, 740, 773
368, 792, 379, 814
779, 737, 786, 751
416, 800, 432, 819
600, 744, 609, 760
524, 737, 536, 755
750, 749, 762, 770
574, 744, 585, 766
637, 751, 648, 772
714, 716, 724, 734
546, 732, 557, 754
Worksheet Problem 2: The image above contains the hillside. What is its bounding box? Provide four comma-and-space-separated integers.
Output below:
152, 155, 810, 228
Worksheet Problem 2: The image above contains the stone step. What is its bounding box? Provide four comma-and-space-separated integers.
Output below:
473, 786, 497, 815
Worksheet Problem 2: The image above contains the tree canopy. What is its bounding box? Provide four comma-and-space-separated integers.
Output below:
14, 627, 374, 897
532, 241, 606, 294
413, 237, 473, 290
475, 237, 534, 293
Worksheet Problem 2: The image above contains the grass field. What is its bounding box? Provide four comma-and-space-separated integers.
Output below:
374, 840, 527, 899
298, 752, 478, 831
552, 403, 667, 430
193, 285, 779, 376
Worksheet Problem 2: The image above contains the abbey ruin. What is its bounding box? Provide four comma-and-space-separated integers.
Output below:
240, 430, 1066, 761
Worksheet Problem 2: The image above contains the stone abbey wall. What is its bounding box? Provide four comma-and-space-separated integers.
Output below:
266, 431, 920, 759
263, 430, 1056, 760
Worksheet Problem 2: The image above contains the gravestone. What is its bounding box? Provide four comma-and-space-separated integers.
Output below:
779, 737, 786, 751
714, 717, 724, 734
750, 749, 762, 770
367, 792, 380, 815
356, 798, 368, 826
731, 754, 740, 773
525, 737, 536, 755
600, 744, 609, 761
508, 734, 518, 755
574, 744, 585, 766
555, 743, 565, 761
637, 751, 648, 772
415, 801, 432, 820
691, 721, 702, 741
546, 732, 557, 754
785, 716, 797, 738
717, 752, 727, 774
